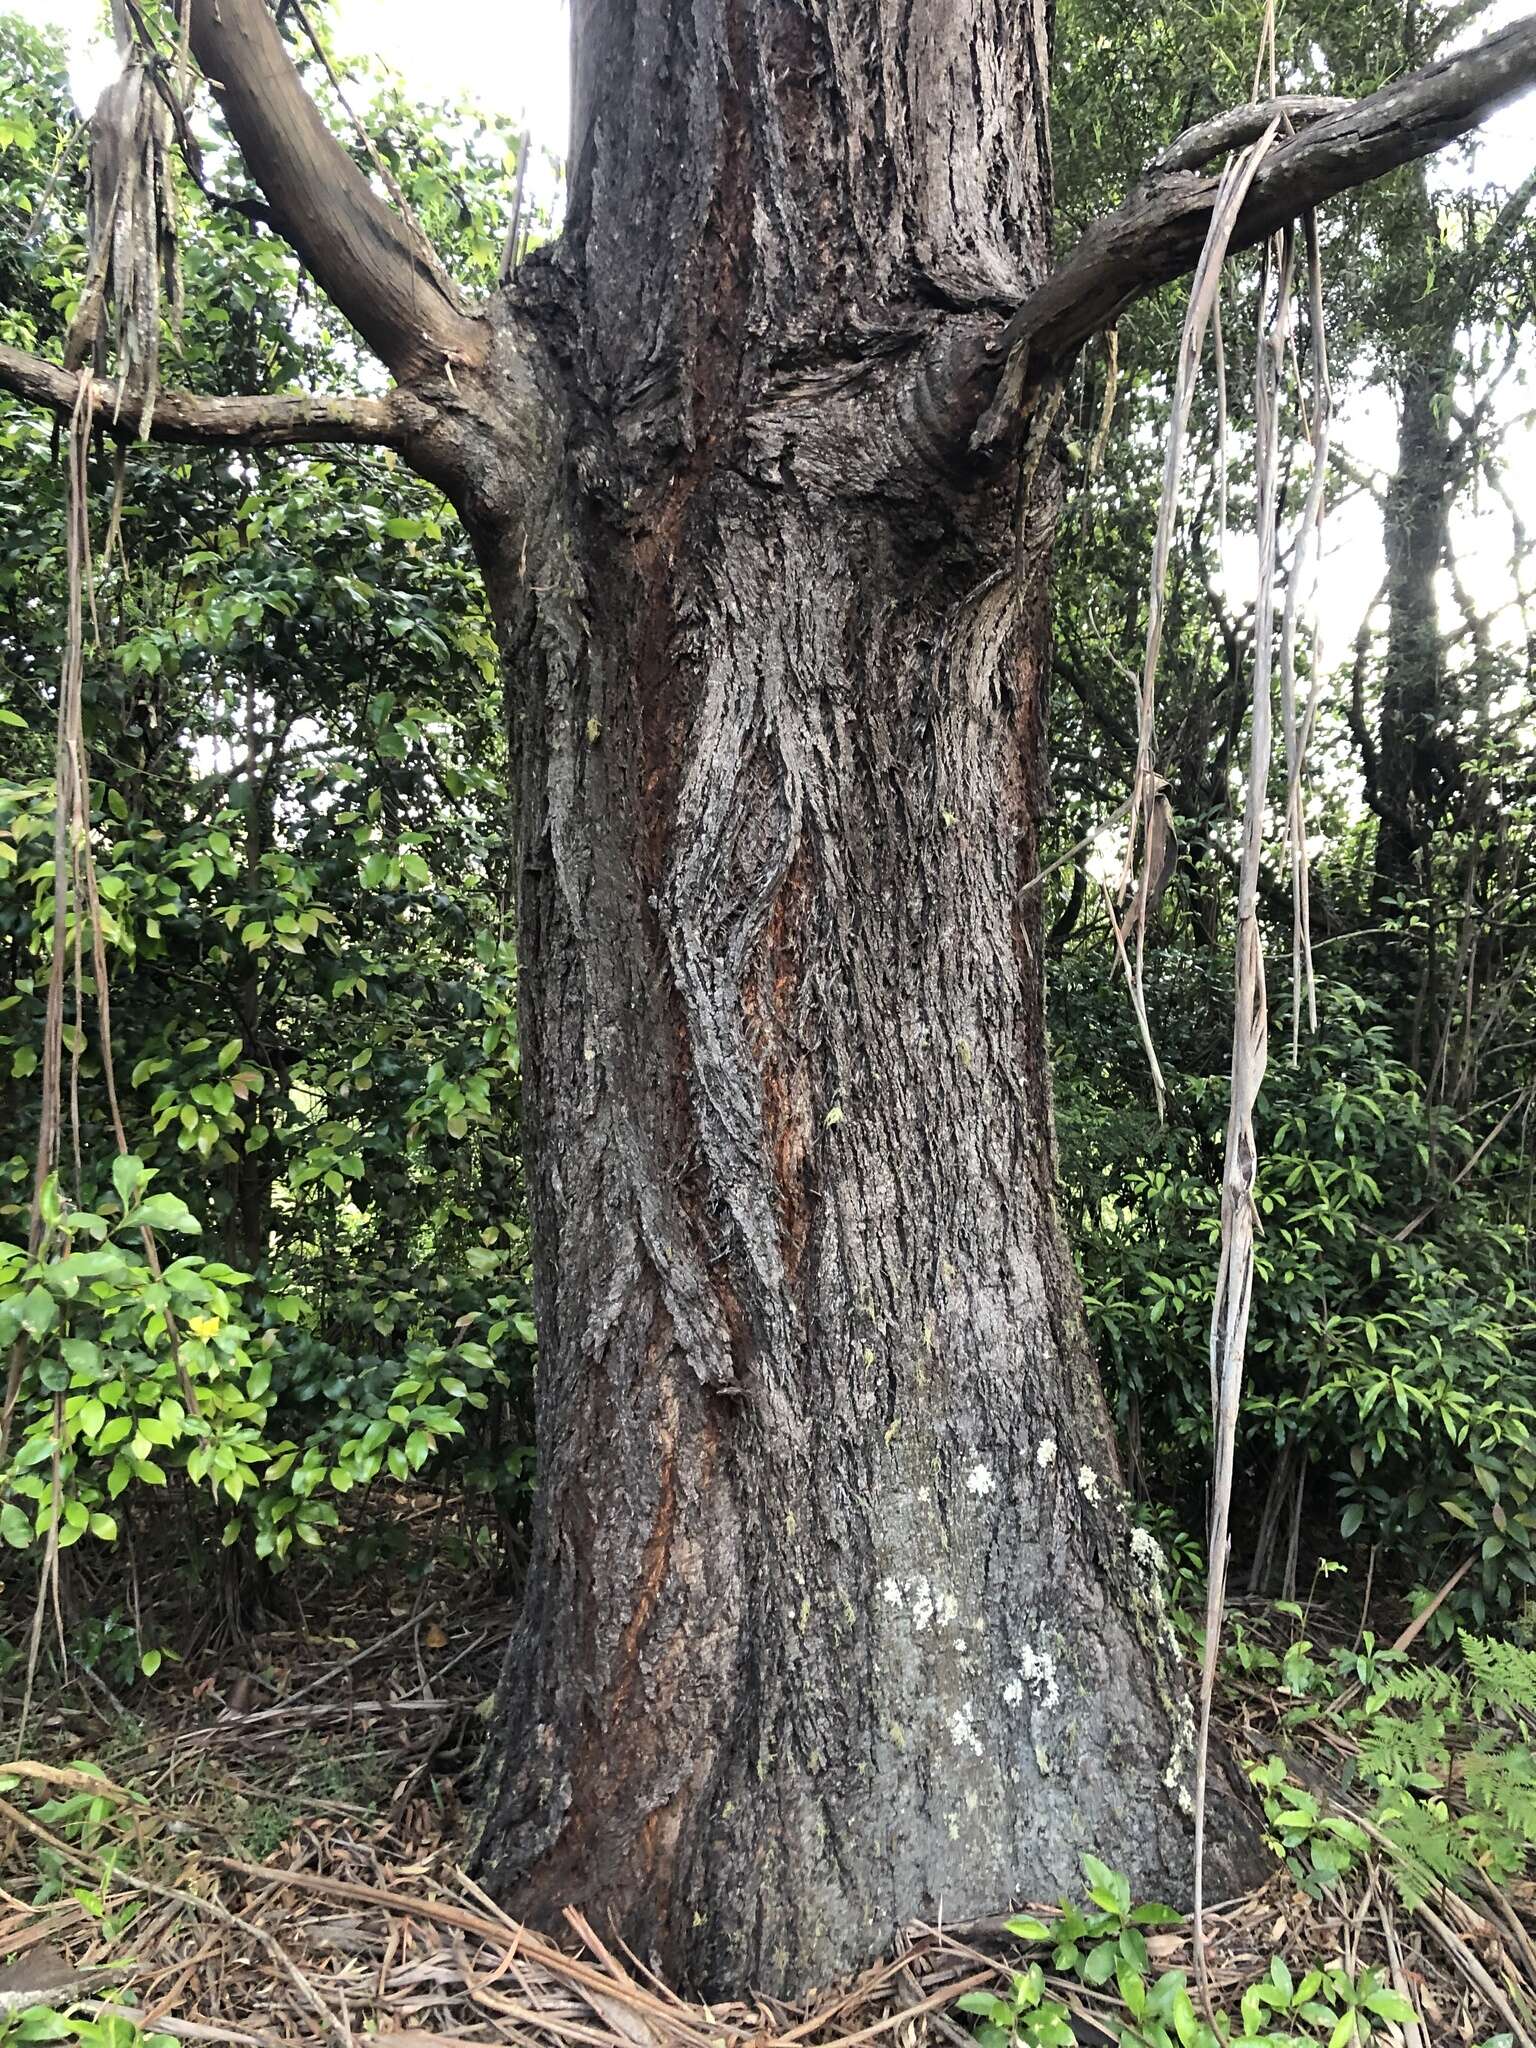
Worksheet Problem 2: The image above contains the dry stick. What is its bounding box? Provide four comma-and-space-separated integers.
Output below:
1388, 1552, 1477, 1655
1377, 1893, 1427, 2048
211, 1859, 737, 2048
1213, 290, 1229, 547
14, 372, 95, 1740
122, 1869, 354, 2048
1194, 220, 1298, 2015
1403, 1888, 1536, 2048
66, 391, 203, 1414
1020, 796, 1133, 898
1100, 882, 1169, 1108
499, 128, 531, 287
1391, 1076, 1536, 1244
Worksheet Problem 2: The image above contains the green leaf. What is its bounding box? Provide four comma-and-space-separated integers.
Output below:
1129, 1903, 1183, 1927
20, 1285, 56, 1338
112, 1153, 151, 1209
1, 1502, 35, 1549
1081, 1940, 1119, 1986
1361, 1987, 1416, 2023
132, 1194, 202, 1233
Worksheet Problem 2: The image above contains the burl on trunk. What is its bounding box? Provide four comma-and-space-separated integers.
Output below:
469, 0, 1199, 1994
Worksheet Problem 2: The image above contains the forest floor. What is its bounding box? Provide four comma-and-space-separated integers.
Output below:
1, 1514, 1532, 2045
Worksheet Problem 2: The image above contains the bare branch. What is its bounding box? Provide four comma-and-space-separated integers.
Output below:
955, 13, 1536, 452
186, 0, 485, 384
1150, 96, 1353, 174
0, 343, 413, 449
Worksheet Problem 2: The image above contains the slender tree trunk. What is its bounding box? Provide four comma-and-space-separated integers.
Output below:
1374, 167, 1458, 898
466, 0, 1210, 1995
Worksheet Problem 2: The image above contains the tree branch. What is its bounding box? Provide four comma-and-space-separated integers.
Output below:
0, 344, 415, 449
957, 13, 1536, 452
1149, 96, 1354, 175
185, 0, 484, 384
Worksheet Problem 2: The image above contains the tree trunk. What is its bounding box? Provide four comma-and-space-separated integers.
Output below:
465, 0, 1205, 1996
1374, 166, 1458, 898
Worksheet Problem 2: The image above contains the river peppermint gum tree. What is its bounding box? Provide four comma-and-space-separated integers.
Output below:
3, 0, 1535, 1997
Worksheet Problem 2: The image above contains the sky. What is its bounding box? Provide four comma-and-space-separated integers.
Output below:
11, 0, 573, 156
6, 0, 1533, 686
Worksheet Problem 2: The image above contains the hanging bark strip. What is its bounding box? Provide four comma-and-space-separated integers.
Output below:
1194, 228, 1300, 2002
0, 375, 93, 1465
14, 373, 95, 1737
1113, 125, 1280, 1119
4, 377, 200, 1459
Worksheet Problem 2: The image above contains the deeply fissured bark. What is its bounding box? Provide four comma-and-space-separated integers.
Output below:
463, 0, 1207, 1996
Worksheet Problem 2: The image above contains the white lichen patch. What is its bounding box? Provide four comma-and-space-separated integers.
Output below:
1004, 1641, 1062, 1715
1018, 1642, 1061, 1711
1036, 1438, 1057, 1468
1163, 1693, 1197, 1814
947, 1704, 983, 1757
880, 1576, 903, 1606
1127, 1523, 1182, 1658
910, 1576, 935, 1634
965, 1461, 996, 1497
1076, 1463, 1101, 1503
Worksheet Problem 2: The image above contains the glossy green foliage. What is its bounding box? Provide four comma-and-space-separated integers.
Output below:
1055, 962, 1536, 1627
0, 16, 533, 1577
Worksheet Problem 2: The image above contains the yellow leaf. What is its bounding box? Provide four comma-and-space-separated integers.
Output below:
188, 1314, 221, 1339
